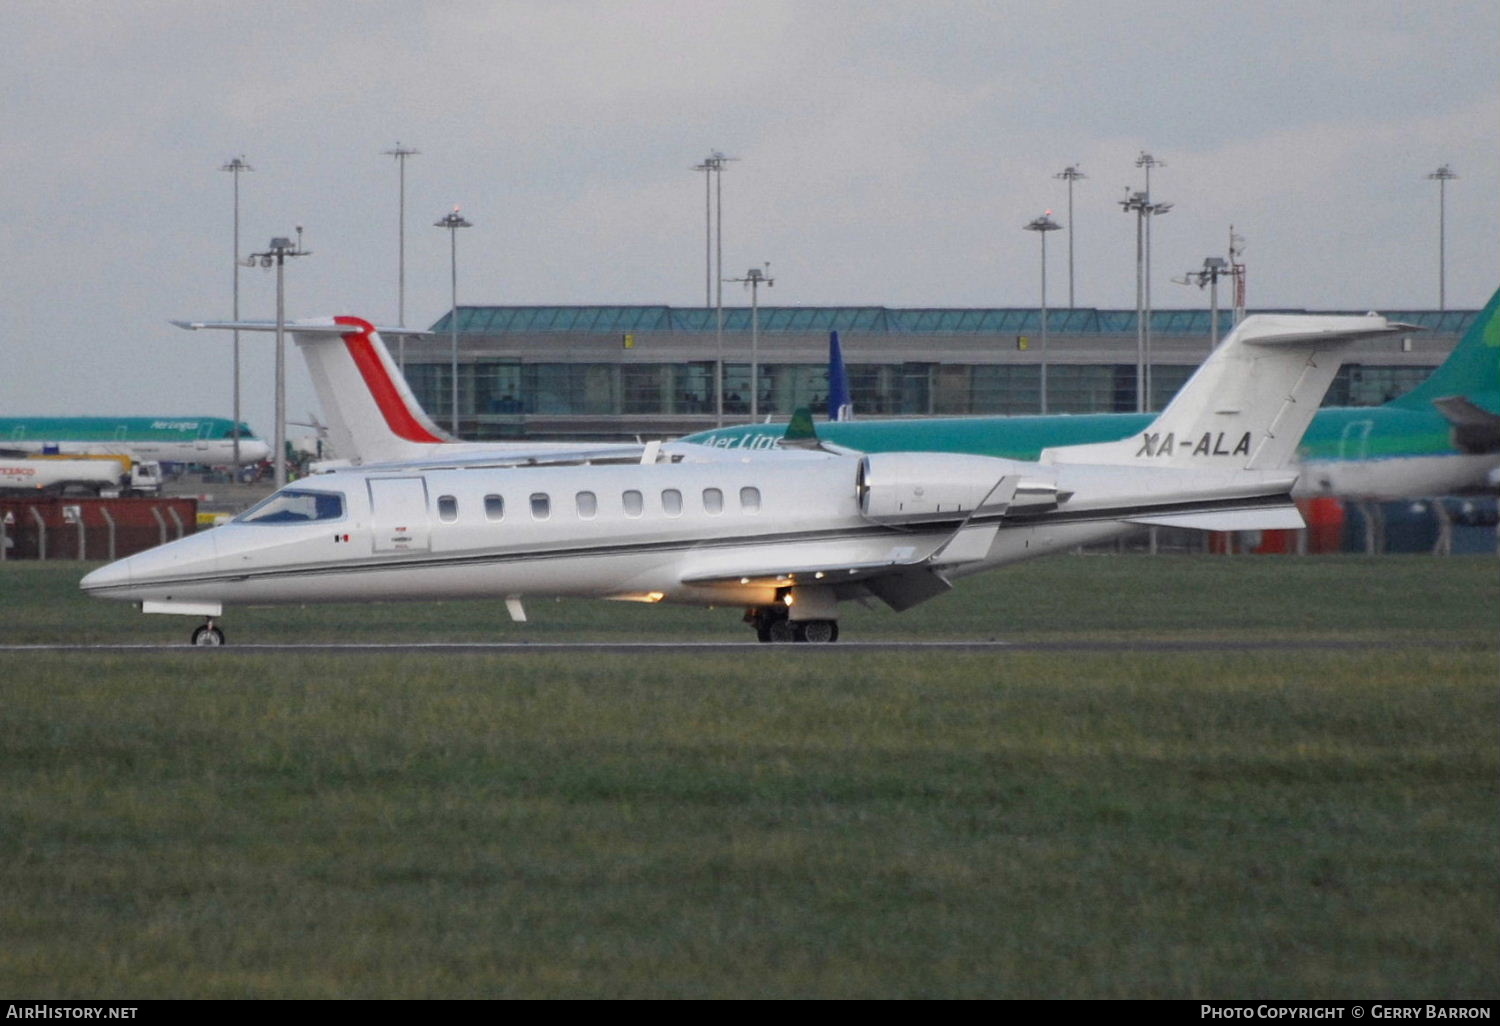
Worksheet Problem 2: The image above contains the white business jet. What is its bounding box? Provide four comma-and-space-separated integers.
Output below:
83, 313, 1409, 645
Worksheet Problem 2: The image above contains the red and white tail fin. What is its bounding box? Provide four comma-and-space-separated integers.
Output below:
172, 316, 449, 464
308, 317, 453, 462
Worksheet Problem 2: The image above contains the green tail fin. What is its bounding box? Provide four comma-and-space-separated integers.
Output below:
1388, 286, 1500, 411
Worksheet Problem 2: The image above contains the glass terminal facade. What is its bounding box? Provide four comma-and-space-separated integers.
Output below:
403, 305, 1471, 442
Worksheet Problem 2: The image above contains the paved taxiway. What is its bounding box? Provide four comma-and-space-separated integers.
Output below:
0, 639, 1468, 654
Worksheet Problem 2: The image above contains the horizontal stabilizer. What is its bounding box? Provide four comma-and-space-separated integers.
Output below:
1432, 396, 1500, 453
171, 319, 428, 336
1125, 506, 1305, 531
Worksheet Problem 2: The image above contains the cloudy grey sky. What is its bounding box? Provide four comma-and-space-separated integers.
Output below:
3, 0, 1496, 424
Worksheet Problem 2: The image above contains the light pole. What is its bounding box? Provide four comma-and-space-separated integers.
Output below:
727, 265, 774, 420
1426, 164, 1457, 312
1053, 165, 1085, 308
384, 143, 420, 369
220, 156, 252, 469
434, 206, 472, 436
1120, 189, 1172, 412
245, 234, 310, 489
694, 151, 737, 426
1228, 226, 1247, 327
1023, 212, 1062, 413
1174, 256, 1231, 354
1135, 153, 1169, 408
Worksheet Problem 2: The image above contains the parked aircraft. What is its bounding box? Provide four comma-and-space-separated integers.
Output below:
686, 287, 1500, 501
0, 416, 270, 467
83, 312, 1407, 645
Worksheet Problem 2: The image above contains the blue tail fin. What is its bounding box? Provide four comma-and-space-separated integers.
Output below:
828, 330, 853, 421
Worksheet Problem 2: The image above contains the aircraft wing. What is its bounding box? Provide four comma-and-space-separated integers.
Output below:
680, 552, 957, 613
681, 554, 929, 589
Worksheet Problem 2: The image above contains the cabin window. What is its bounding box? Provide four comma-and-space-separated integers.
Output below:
237, 489, 345, 524
437, 495, 458, 522
623, 490, 644, 518
740, 486, 761, 513
530, 493, 551, 520
576, 491, 598, 519
662, 489, 683, 517
484, 494, 504, 521
703, 487, 723, 515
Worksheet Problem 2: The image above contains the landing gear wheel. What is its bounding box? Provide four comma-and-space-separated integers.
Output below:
191, 622, 225, 647
756, 624, 773, 643
798, 620, 839, 643
767, 619, 797, 644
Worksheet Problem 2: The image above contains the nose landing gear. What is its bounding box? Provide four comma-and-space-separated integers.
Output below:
191, 619, 225, 647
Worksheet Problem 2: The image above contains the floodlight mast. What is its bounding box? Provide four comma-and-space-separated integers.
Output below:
693, 151, 738, 426
726, 265, 774, 420
220, 156, 252, 469
434, 206, 473, 436
384, 143, 420, 369
1120, 155, 1172, 413
1023, 212, 1063, 414
1426, 165, 1457, 312
1174, 255, 1232, 354
1053, 165, 1086, 308
245, 233, 311, 489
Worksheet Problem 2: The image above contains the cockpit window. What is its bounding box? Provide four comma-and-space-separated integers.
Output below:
237, 489, 345, 524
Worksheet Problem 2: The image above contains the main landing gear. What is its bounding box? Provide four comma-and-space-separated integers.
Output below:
745, 607, 840, 644
191, 619, 225, 647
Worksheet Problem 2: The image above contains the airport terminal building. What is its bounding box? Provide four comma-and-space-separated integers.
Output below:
402, 305, 1477, 442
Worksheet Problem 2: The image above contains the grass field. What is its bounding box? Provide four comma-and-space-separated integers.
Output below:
1, 556, 1496, 998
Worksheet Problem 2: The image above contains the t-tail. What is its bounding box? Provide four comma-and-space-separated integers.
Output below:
173, 316, 449, 464
827, 330, 853, 421
1041, 313, 1412, 470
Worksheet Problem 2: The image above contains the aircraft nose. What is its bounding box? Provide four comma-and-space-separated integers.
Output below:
80, 556, 133, 597
80, 530, 220, 602
241, 440, 271, 464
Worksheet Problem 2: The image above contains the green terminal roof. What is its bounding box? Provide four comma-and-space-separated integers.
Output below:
432, 305, 1478, 336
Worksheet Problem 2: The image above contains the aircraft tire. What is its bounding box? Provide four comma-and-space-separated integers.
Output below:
191, 625, 225, 647
799, 620, 838, 643
767, 620, 797, 644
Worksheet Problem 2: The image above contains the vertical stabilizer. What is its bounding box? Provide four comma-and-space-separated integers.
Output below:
1041, 313, 1410, 470
1386, 286, 1500, 412
172, 316, 450, 464
828, 330, 853, 421
303, 317, 454, 462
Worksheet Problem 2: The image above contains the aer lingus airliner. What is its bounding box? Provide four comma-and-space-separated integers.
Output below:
83, 311, 1407, 645
0, 416, 270, 466
686, 287, 1500, 501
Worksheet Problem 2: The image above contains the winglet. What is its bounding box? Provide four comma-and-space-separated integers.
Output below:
781, 407, 821, 449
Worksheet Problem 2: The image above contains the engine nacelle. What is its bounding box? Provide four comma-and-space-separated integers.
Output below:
858, 453, 1020, 525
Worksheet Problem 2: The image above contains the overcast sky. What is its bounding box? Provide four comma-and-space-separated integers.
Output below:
3, 0, 1496, 424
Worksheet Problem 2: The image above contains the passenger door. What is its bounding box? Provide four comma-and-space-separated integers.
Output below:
368, 477, 431, 553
